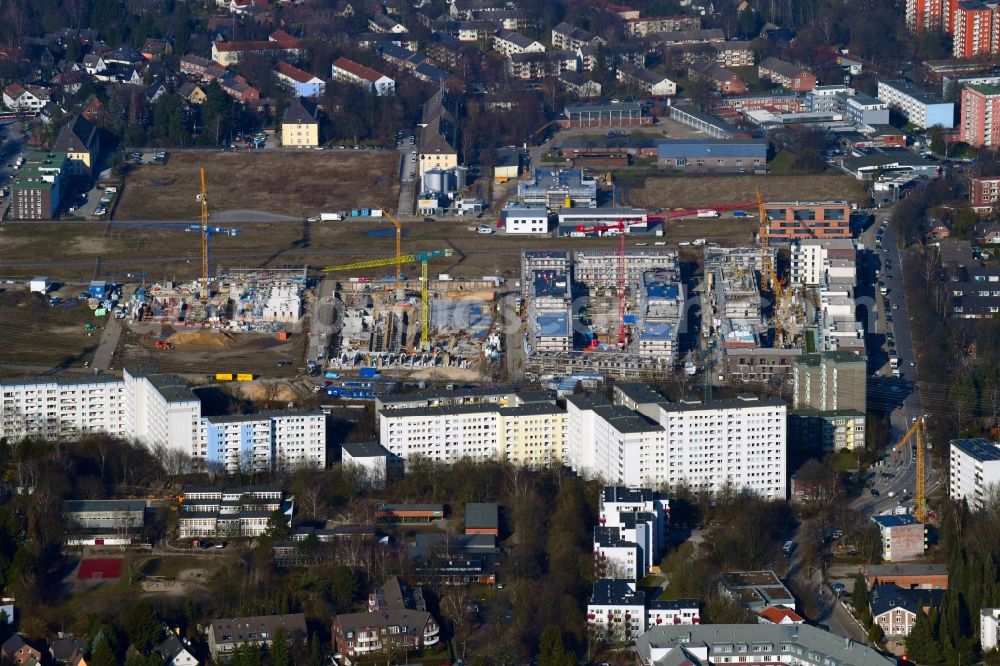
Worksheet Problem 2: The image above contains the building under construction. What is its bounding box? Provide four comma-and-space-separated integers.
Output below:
521, 250, 685, 379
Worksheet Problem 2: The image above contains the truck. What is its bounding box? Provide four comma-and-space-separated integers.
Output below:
319, 212, 343, 222
696, 209, 720, 218
369, 208, 383, 218
731, 210, 749, 217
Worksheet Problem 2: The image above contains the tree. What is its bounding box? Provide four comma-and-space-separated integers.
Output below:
906, 609, 943, 664
537, 625, 575, 666
124, 600, 162, 654
263, 509, 290, 541
90, 640, 118, 666
270, 628, 291, 666
851, 573, 868, 615
327, 566, 358, 610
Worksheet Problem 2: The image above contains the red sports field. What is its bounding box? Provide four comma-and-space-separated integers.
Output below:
77, 558, 123, 580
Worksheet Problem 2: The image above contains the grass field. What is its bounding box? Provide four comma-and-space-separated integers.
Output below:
115, 150, 400, 220
624, 175, 869, 210
0, 291, 100, 368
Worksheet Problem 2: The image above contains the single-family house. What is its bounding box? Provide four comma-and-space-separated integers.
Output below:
0, 635, 41, 666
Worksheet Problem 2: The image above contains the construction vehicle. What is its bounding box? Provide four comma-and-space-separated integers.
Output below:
891, 416, 928, 521
154, 341, 173, 350
189, 168, 240, 299
322, 249, 454, 348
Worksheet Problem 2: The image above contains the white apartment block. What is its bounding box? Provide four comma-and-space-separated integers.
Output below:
378, 402, 566, 467
588, 579, 648, 642
493, 30, 545, 58
638, 396, 787, 500
594, 526, 641, 580
501, 207, 549, 234
0, 376, 125, 440
982, 608, 1000, 652
790, 239, 856, 287
1, 368, 325, 473
648, 599, 701, 627
876, 79, 955, 129
201, 411, 326, 473
600, 486, 669, 558
949, 438, 1000, 510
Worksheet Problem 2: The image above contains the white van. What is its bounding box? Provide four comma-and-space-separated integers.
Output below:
570, 231, 586, 238
476, 225, 493, 234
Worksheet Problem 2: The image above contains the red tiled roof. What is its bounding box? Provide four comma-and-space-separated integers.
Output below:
4, 83, 26, 97
332, 57, 386, 83
274, 61, 317, 84
269, 29, 301, 48
758, 606, 804, 624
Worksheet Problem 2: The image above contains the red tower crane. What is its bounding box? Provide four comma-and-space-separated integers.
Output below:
574, 219, 640, 347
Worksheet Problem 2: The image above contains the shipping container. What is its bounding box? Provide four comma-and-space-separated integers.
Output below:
236, 373, 255, 381
358, 367, 380, 378
215, 373, 234, 381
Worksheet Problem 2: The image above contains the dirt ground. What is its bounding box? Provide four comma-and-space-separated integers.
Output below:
624, 174, 869, 210
115, 150, 400, 220
0, 290, 101, 369
0, 216, 759, 286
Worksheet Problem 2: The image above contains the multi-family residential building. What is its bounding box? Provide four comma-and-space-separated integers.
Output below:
331, 57, 395, 95
178, 486, 292, 539
787, 410, 866, 452
877, 79, 955, 129
952, 1, 995, 58
210, 34, 304, 66
551, 22, 604, 50
617, 68, 677, 97
0, 374, 125, 439
761, 201, 853, 240
961, 83, 1000, 147
758, 57, 817, 92
201, 410, 326, 471
711, 41, 756, 67
971, 175, 1000, 211
594, 526, 642, 580
870, 584, 943, 637
636, 623, 895, 666
792, 351, 867, 413
53, 116, 100, 177
207, 614, 306, 661
949, 437, 1000, 509
281, 99, 320, 148
341, 441, 391, 488
688, 62, 748, 94
872, 514, 926, 562
790, 238, 857, 287
844, 93, 890, 127
982, 608, 1000, 651
624, 15, 700, 36
418, 88, 458, 177
492, 30, 545, 58
273, 62, 326, 97
2, 84, 49, 113
906, 0, 952, 32
587, 580, 700, 645
332, 576, 440, 662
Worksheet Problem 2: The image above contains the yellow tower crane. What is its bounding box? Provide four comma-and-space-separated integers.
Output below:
757, 186, 784, 343
322, 249, 454, 348
189, 168, 239, 299
378, 208, 404, 281
892, 416, 928, 521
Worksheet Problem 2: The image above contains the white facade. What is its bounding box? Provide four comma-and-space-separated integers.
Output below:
342, 442, 390, 487
647, 600, 701, 628
594, 528, 641, 580
587, 580, 648, 642
1, 369, 325, 472
378, 406, 500, 462
502, 208, 549, 234
790, 239, 856, 286
600, 487, 670, 560
0, 376, 126, 441
877, 80, 955, 129
982, 608, 1000, 652
493, 31, 545, 58
949, 438, 1000, 511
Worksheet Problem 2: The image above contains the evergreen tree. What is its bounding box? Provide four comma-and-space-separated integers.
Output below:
124, 600, 162, 654
270, 628, 290, 666
308, 632, 322, 666
906, 610, 943, 664
538, 625, 575, 666
90, 640, 118, 666
851, 574, 868, 615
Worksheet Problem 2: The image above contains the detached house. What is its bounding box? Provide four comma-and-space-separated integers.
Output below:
53, 116, 100, 177
369, 14, 409, 33
0, 635, 41, 666
281, 99, 320, 148
2, 84, 49, 113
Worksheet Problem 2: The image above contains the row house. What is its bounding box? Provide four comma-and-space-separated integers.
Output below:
1, 84, 50, 113
688, 61, 747, 94
273, 62, 326, 97
180, 54, 228, 81
450, 0, 510, 19
427, 33, 465, 67
758, 56, 818, 92
454, 20, 502, 42
551, 22, 606, 50
331, 57, 395, 95
493, 30, 545, 58
650, 28, 725, 46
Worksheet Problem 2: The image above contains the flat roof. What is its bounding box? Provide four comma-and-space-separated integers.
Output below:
951, 437, 1000, 462
872, 514, 920, 528
614, 383, 667, 406
537, 312, 570, 337
880, 79, 949, 105
641, 321, 675, 341
64, 499, 146, 513
594, 405, 663, 434
341, 441, 391, 458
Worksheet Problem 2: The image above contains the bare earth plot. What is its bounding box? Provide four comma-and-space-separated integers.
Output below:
625, 175, 868, 210
115, 151, 400, 220
0, 291, 100, 370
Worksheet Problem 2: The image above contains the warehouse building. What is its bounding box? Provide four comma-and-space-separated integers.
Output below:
655, 139, 766, 172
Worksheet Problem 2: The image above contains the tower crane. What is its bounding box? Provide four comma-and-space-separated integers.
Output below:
756, 187, 784, 343
322, 249, 453, 348
190, 168, 240, 298
892, 416, 928, 521
376, 208, 404, 281
573, 219, 641, 348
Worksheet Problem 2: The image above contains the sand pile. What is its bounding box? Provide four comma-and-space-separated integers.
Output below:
167, 330, 237, 347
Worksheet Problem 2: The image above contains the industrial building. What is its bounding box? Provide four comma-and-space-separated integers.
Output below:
655, 139, 767, 172
558, 101, 651, 128
501, 207, 549, 234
